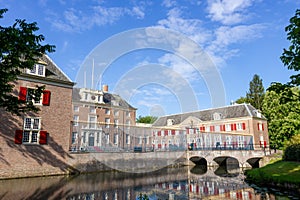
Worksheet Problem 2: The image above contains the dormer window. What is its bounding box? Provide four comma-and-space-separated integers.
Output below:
213, 112, 222, 120
27, 64, 46, 77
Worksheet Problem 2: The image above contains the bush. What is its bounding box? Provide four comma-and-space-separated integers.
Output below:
283, 134, 300, 162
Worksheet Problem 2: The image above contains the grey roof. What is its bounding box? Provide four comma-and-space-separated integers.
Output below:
72, 88, 137, 110
20, 54, 73, 85
40, 55, 72, 82
152, 103, 266, 127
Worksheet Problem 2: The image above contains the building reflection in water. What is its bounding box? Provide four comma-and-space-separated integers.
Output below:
0, 165, 290, 200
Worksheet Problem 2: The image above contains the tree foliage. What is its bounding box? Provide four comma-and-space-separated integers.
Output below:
235, 74, 265, 110
0, 8, 55, 115
280, 9, 300, 86
246, 74, 265, 110
136, 115, 158, 124
262, 83, 300, 150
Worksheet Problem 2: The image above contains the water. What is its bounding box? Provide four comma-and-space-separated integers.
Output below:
0, 166, 299, 200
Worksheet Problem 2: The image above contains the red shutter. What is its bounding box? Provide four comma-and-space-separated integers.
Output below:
210, 126, 215, 132
262, 124, 264, 131
19, 87, 27, 102
257, 123, 260, 130
242, 123, 246, 130
42, 90, 51, 106
39, 131, 48, 144
15, 130, 23, 144
231, 124, 236, 131
171, 130, 175, 135
221, 125, 225, 131
158, 131, 161, 136
164, 130, 168, 136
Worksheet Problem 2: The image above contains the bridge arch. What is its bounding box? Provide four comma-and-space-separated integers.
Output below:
189, 156, 207, 166
246, 157, 262, 168
213, 156, 240, 168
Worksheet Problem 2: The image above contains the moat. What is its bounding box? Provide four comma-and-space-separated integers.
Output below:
0, 166, 298, 200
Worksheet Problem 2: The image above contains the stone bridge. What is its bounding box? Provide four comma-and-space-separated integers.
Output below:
187, 149, 269, 168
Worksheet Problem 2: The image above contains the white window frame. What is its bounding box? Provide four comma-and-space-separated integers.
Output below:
225, 124, 232, 132
26, 88, 43, 105
73, 115, 79, 126
126, 134, 130, 145
105, 118, 110, 128
114, 119, 119, 128
23, 117, 41, 144
27, 64, 46, 77
89, 106, 96, 114
105, 109, 110, 115
89, 116, 96, 129
73, 105, 79, 112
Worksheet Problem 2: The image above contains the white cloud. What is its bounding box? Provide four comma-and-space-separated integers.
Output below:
156, 8, 212, 45
207, 0, 255, 25
158, 54, 199, 82
48, 4, 146, 32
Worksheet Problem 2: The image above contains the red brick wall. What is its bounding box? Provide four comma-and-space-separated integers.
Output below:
0, 79, 74, 179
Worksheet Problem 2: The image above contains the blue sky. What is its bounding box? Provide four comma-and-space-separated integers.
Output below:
1, 0, 299, 117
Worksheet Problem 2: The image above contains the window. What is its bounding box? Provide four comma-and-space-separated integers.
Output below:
213, 112, 222, 120
114, 119, 119, 128
27, 64, 46, 77
237, 122, 246, 131
138, 136, 142, 144
74, 105, 79, 112
89, 116, 96, 129
72, 132, 78, 144
114, 110, 119, 116
105, 109, 110, 115
126, 120, 131, 126
19, 87, 51, 106
16, 117, 47, 144
258, 123, 264, 131
90, 106, 96, 113
105, 134, 110, 144
126, 134, 130, 144
126, 111, 130, 117
105, 118, 110, 128
73, 115, 79, 126
225, 124, 231, 131
114, 134, 119, 145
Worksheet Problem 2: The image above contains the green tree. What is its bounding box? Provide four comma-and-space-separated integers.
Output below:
280, 9, 300, 86
246, 74, 265, 110
262, 83, 300, 150
235, 96, 251, 104
136, 115, 158, 124
0, 8, 55, 115
235, 74, 265, 110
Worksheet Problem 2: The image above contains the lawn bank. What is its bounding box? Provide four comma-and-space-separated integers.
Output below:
245, 160, 300, 193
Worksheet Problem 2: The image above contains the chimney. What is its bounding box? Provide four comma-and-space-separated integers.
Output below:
102, 85, 108, 93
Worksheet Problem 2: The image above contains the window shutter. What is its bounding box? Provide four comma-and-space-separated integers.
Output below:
15, 130, 23, 144
171, 130, 175, 135
257, 123, 260, 130
39, 131, 48, 144
42, 90, 51, 106
158, 131, 161, 136
164, 130, 168, 136
19, 87, 27, 102
242, 123, 246, 130
262, 124, 264, 131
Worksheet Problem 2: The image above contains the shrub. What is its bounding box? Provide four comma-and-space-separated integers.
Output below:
283, 134, 300, 161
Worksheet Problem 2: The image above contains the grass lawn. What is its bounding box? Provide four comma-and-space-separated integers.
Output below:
245, 160, 300, 186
